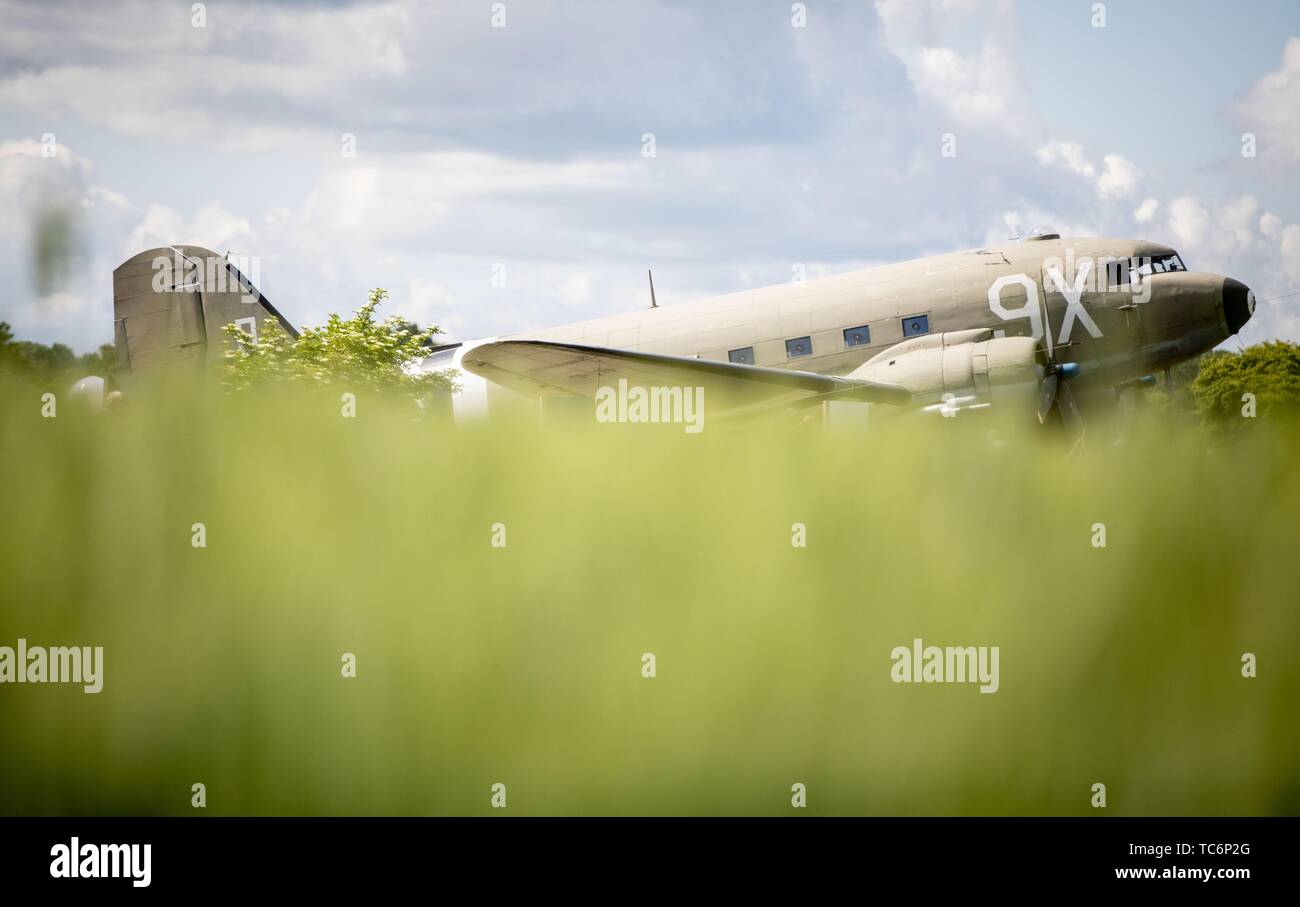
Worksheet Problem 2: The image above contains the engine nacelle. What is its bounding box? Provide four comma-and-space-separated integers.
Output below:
847, 329, 1044, 415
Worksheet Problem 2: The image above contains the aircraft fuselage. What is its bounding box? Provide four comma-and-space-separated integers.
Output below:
438, 236, 1253, 408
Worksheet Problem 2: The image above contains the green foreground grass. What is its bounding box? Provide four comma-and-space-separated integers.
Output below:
1, 382, 1297, 816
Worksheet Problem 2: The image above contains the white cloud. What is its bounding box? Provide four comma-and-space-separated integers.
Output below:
1167, 195, 1212, 249
1143, 192, 1300, 343
8, 290, 92, 326
1036, 141, 1094, 178
1036, 142, 1140, 199
1219, 195, 1259, 253
1096, 154, 1139, 199
85, 186, 130, 211
1233, 36, 1300, 167
0, 139, 91, 200
125, 203, 255, 260
0, 0, 415, 151
1134, 198, 1159, 223
876, 0, 1030, 132
1281, 225, 1300, 283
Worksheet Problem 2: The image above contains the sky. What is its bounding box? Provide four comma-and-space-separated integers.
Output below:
1, 0, 1298, 353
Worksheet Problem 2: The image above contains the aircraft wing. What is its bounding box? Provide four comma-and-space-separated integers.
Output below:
461, 340, 910, 418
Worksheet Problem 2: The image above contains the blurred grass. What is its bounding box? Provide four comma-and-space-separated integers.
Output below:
0, 378, 1297, 816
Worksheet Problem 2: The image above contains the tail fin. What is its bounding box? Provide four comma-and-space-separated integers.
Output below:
112, 246, 296, 388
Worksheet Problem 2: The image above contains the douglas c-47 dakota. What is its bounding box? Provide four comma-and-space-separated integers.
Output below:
109, 230, 1255, 435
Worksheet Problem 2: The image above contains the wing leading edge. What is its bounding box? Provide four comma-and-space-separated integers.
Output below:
460, 340, 910, 419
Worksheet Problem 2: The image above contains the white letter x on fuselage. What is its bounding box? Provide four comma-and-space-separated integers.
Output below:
1045, 261, 1102, 345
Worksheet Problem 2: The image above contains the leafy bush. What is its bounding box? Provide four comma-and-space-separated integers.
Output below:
1191, 340, 1300, 425
222, 288, 456, 403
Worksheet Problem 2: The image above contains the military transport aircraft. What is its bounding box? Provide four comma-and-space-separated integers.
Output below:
110, 231, 1255, 433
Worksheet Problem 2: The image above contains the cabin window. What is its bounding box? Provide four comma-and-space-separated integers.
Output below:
843, 325, 871, 348
901, 314, 930, 337
785, 336, 812, 359
728, 346, 755, 365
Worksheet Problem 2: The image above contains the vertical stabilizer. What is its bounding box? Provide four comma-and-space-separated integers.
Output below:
112, 246, 296, 388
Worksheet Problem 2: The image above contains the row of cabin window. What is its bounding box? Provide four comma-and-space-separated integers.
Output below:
726, 314, 930, 365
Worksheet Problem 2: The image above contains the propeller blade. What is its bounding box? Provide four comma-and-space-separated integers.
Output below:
1057, 378, 1085, 441
1037, 372, 1058, 424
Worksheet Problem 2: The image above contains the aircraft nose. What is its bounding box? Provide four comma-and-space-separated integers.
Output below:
1223, 278, 1255, 335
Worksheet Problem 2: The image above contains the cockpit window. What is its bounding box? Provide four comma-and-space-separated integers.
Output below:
1105, 252, 1188, 288
1132, 252, 1187, 276
1105, 260, 1131, 288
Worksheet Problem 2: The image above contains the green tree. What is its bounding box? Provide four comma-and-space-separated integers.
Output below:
77, 343, 116, 379
1140, 352, 1216, 415
389, 318, 440, 352
0, 321, 114, 389
222, 289, 457, 403
1190, 341, 1300, 425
